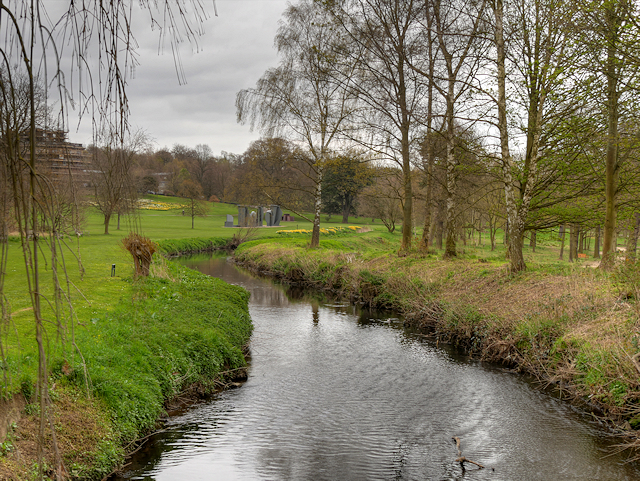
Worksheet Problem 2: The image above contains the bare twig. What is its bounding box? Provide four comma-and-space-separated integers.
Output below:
452, 436, 485, 470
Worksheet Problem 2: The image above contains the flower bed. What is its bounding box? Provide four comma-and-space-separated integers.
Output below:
277, 226, 361, 237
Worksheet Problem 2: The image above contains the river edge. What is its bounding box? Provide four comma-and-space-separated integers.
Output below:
2, 233, 638, 479
0, 256, 253, 480
233, 239, 640, 453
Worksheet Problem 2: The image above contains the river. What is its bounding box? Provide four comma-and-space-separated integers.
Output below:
114, 254, 640, 480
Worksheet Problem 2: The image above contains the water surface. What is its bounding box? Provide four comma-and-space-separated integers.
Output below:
115, 254, 640, 480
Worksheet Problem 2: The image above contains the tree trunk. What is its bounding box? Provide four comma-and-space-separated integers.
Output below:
443, 80, 457, 259
508, 222, 526, 272
341, 195, 350, 223
530, 230, 536, 252
626, 213, 640, 261
578, 229, 585, 253
559, 225, 566, 260
495, 0, 546, 272
436, 219, 444, 250
420, 24, 436, 253
117, 212, 121, 230
399, 55, 413, 252
600, 5, 620, 270
104, 212, 111, 235
489, 217, 496, 251
310, 164, 324, 248
569, 224, 578, 262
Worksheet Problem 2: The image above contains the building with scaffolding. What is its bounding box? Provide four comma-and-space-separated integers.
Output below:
33, 129, 91, 186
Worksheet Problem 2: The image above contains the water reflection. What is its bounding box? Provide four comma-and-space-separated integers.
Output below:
115, 254, 640, 481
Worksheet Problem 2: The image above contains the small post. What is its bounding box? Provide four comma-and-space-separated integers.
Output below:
111, 264, 116, 277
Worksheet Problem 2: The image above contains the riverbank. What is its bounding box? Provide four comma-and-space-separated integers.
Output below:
0, 200, 362, 480
234, 235, 640, 444
0, 254, 252, 479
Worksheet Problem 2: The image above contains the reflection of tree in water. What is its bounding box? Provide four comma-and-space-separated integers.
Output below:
114, 422, 204, 479
285, 285, 325, 302
247, 286, 290, 307
357, 307, 404, 328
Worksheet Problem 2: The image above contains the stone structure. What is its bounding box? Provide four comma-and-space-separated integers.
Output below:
233, 205, 283, 227
224, 214, 234, 228
238, 206, 248, 227
267, 205, 282, 226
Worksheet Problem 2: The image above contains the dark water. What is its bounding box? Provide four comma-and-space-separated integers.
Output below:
115, 255, 640, 480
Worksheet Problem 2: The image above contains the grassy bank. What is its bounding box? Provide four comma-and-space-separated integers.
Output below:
1, 258, 252, 479
234, 232, 640, 440
3, 195, 638, 477
2, 196, 370, 479
0, 203, 260, 479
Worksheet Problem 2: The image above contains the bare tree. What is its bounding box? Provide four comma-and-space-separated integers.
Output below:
90, 128, 150, 234
326, 0, 429, 251
237, 0, 356, 248
178, 179, 208, 229
207, 151, 235, 201
226, 137, 315, 211
190, 143, 214, 190
0, 0, 217, 476
359, 167, 404, 233
431, 0, 488, 258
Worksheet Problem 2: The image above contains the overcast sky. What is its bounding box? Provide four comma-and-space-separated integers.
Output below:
71, 0, 290, 156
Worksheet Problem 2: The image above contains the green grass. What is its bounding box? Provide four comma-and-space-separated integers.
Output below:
2, 195, 390, 400
2, 196, 261, 476
3, 194, 634, 476
70, 263, 252, 442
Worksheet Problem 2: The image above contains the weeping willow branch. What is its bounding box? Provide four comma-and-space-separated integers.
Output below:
1, 0, 219, 477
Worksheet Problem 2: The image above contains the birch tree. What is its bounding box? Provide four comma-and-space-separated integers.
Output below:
237, 0, 355, 247
492, 0, 579, 271
432, 0, 488, 258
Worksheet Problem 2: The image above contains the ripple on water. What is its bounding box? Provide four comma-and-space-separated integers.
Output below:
117, 256, 640, 481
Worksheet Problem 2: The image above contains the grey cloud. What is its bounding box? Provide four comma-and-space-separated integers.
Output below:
72, 0, 289, 155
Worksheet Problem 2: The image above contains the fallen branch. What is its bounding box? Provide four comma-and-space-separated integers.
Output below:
455, 456, 485, 469
452, 436, 485, 470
